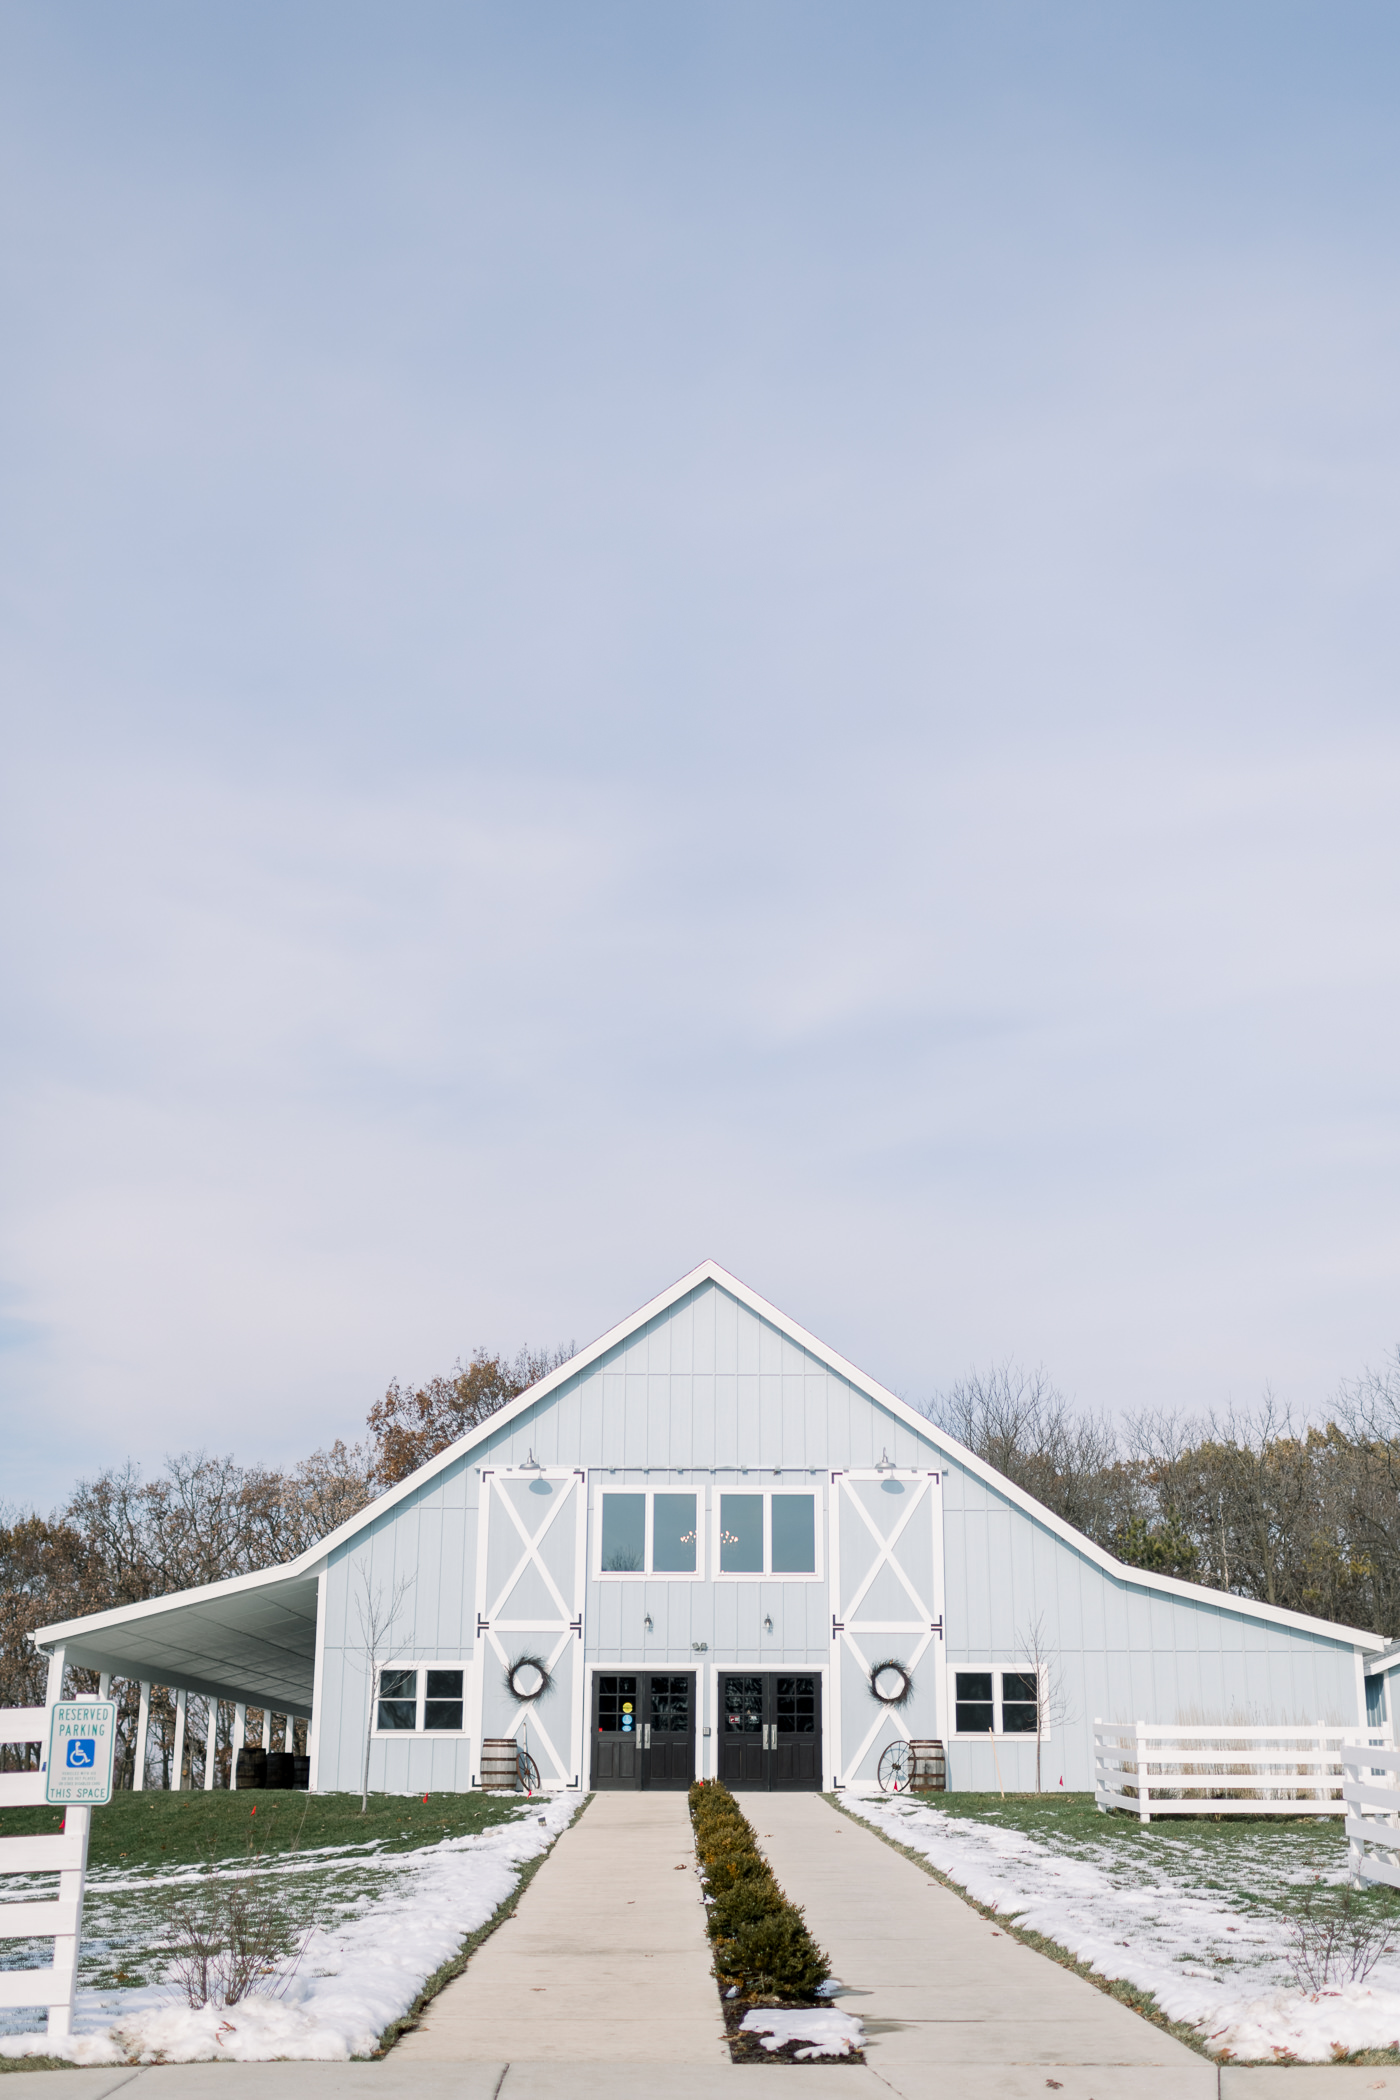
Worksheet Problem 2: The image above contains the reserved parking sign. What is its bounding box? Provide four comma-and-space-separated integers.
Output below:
46, 1700, 118, 1806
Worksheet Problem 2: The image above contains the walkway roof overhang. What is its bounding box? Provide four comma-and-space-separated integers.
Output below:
34, 1566, 319, 1715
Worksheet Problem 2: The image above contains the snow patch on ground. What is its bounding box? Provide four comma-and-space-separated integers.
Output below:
740, 2007, 863, 2058
0, 1794, 575, 2065
857, 1797, 1400, 2064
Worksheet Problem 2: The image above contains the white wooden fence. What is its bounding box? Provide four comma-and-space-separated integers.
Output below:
1094, 1719, 1391, 1823
0, 1706, 91, 2039
1343, 1742, 1400, 1891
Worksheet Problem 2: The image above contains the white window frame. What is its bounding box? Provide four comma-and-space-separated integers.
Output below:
950, 1664, 1047, 1741
712, 1486, 824, 1582
594, 1485, 706, 1581
371, 1659, 474, 1737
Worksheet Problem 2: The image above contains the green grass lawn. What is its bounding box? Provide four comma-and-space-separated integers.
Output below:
0, 1787, 522, 1873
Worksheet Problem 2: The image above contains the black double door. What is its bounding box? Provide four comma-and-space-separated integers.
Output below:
718, 1672, 822, 1790
591, 1673, 695, 1790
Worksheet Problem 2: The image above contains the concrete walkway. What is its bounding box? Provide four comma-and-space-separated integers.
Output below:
16, 1789, 1400, 2096
396, 1790, 727, 2064
739, 1790, 1219, 2100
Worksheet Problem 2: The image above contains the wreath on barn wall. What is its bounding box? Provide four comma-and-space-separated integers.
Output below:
868, 1659, 914, 1707
506, 1654, 553, 1702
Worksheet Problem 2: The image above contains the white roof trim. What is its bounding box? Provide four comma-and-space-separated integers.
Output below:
36, 1258, 1385, 1655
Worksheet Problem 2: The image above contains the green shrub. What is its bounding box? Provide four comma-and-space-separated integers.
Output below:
688, 1779, 830, 2002
707, 1872, 786, 1941
714, 1905, 830, 1999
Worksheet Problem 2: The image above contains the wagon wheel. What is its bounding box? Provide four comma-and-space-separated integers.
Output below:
517, 1748, 542, 1794
877, 1741, 912, 1794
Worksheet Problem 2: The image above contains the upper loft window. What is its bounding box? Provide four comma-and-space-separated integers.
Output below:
717, 1492, 818, 1577
375, 1665, 465, 1733
598, 1491, 701, 1576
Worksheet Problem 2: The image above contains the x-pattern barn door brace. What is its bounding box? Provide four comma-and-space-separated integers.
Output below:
830, 1469, 943, 1783
475, 1468, 585, 1786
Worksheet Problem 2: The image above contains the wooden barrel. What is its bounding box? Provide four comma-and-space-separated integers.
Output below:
909, 1739, 946, 1792
265, 1750, 295, 1789
235, 1747, 266, 1790
291, 1755, 311, 1791
480, 1738, 520, 1790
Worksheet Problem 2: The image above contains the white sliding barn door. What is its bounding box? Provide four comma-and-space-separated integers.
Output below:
472, 1467, 586, 1788
830, 1469, 944, 1786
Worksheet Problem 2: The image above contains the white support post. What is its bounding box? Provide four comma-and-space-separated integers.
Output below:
133, 1682, 151, 1791
1136, 1722, 1150, 1826
45, 1648, 66, 1706
97, 1674, 111, 1700
42, 1803, 91, 2042
171, 1689, 188, 1790
204, 1700, 219, 1790
231, 1703, 246, 1789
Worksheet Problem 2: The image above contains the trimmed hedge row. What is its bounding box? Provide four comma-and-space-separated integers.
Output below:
688, 1779, 830, 2001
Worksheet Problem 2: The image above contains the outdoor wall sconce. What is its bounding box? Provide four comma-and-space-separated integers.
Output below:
643, 1613, 653, 1631
763, 1615, 773, 1633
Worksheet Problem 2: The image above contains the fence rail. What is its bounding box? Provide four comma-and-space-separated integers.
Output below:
0, 1704, 91, 2038
1094, 1719, 1391, 1823
1342, 1742, 1400, 1892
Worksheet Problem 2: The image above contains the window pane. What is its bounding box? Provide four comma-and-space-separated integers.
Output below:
601, 1493, 646, 1571
649, 1677, 691, 1732
652, 1494, 698, 1572
719, 1494, 764, 1572
424, 1700, 463, 1731
1368, 1677, 1388, 1726
775, 1676, 816, 1734
1002, 1672, 1037, 1705
723, 1675, 764, 1732
770, 1495, 815, 1573
378, 1667, 416, 1727
426, 1670, 463, 1700
1001, 1701, 1037, 1733
596, 1676, 637, 1731
955, 1672, 994, 1735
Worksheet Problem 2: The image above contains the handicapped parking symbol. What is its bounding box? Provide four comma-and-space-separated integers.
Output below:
66, 1739, 96, 1769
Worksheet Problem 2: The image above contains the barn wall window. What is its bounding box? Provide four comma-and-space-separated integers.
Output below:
597, 1491, 701, 1577
716, 1491, 821, 1578
374, 1664, 468, 1733
953, 1668, 1041, 1737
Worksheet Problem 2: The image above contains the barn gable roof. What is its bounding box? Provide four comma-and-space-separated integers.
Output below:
34, 1259, 1385, 1668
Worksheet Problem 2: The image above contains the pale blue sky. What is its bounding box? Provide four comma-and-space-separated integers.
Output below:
4, 3, 1400, 1507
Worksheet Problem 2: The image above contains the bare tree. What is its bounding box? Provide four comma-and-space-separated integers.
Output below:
354, 1569, 415, 1813
1017, 1614, 1075, 1794
922, 1364, 1126, 1547
367, 1346, 575, 1486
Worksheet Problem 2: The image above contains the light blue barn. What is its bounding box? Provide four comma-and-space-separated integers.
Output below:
35, 1262, 1385, 1795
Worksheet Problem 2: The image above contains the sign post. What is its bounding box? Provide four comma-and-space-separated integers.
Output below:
33, 1699, 116, 2037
